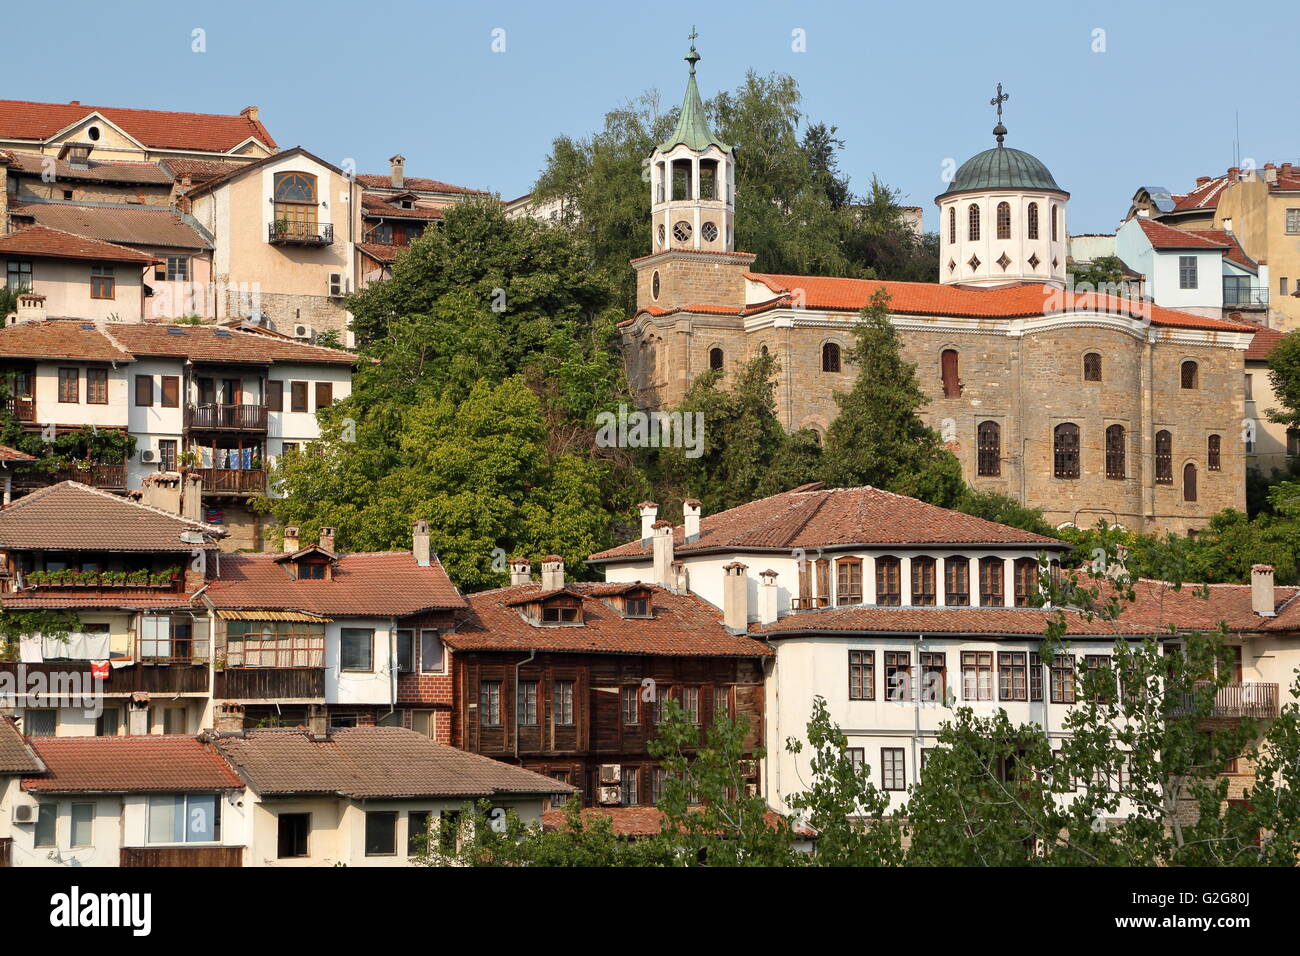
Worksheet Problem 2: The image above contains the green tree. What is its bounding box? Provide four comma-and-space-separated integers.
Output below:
1266, 329, 1300, 429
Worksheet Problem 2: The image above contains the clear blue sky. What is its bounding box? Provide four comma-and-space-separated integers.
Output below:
8, 0, 1297, 235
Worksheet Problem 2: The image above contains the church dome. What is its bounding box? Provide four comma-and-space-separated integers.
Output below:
940, 145, 1066, 199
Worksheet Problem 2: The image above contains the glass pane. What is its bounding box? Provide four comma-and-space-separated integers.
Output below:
186, 794, 217, 842
420, 630, 444, 672
365, 811, 397, 855
148, 795, 184, 844
35, 803, 57, 847
71, 803, 94, 847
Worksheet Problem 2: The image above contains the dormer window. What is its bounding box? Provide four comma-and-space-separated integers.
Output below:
299, 562, 326, 580
625, 597, 650, 617
542, 605, 580, 624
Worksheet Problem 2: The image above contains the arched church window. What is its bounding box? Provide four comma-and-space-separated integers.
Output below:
1027, 202, 1039, 239
672, 221, 692, 243
1053, 423, 1080, 479
701, 222, 718, 242
949, 207, 956, 244
1208, 434, 1221, 471
651, 270, 661, 300
1105, 424, 1126, 480
1181, 361, 1199, 389
1155, 430, 1173, 484
941, 349, 961, 398
968, 204, 980, 241
1083, 353, 1102, 381
699, 160, 718, 200
822, 342, 841, 373
709, 347, 724, 371
996, 202, 1011, 240
1184, 463, 1198, 502
977, 421, 1001, 477
657, 224, 665, 248
1051, 205, 1059, 242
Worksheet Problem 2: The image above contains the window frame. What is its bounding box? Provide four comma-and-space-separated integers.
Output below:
881, 747, 906, 791
90, 264, 115, 299
57, 367, 79, 404
944, 556, 970, 606
1105, 424, 1126, 480
848, 649, 875, 701
135, 374, 154, 407
911, 556, 937, 606
977, 420, 1001, 477
364, 810, 399, 857
875, 556, 901, 606
962, 650, 994, 701
85, 367, 108, 405
339, 627, 374, 672
277, 812, 311, 859
1053, 422, 1081, 479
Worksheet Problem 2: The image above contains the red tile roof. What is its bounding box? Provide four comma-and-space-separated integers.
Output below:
1245, 326, 1284, 361
0, 224, 161, 264
358, 242, 403, 265
1187, 229, 1257, 270
0, 593, 198, 610
0, 319, 133, 361
361, 194, 446, 220
355, 174, 488, 195
1, 149, 172, 185
204, 551, 467, 617
213, 726, 573, 798
0, 445, 35, 462
11, 202, 211, 250
540, 806, 812, 838
107, 323, 355, 365
0, 717, 44, 775
22, 735, 242, 793
0, 99, 276, 152
161, 156, 243, 185
450, 582, 772, 657
590, 484, 1063, 564
1137, 218, 1229, 249
1172, 175, 1230, 211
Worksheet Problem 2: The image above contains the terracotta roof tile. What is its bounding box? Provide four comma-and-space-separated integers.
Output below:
541, 806, 811, 838
1187, 229, 1257, 270
1137, 218, 1229, 249
355, 174, 488, 195
361, 194, 446, 220
358, 242, 403, 265
1245, 326, 1284, 361
214, 726, 572, 798
1172, 175, 1230, 211
11, 202, 211, 250
0, 319, 132, 361
22, 735, 242, 792
205, 551, 467, 616
0, 224, 160, 264
1, 149, 172, 185
161, 157, 242, 185
0, 717, 44, 775
107, 323, 355, 365
0, 99, 276, 152
0, 445, 35, 461
449, 582, 772, 657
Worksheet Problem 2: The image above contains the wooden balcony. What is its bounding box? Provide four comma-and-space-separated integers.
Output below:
11, 462, 126, 492
186, 403, 269, 432
0, 660, 209, 695
268, 221, 333, 246
214, 667, 325, 701
121, 846, 243, 867
196, 468, 266, 496
5, 397, 35, 422
1171, 681, 1279, 720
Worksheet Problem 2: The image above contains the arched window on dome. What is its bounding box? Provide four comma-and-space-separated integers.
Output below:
996, 202, 1011, 240
1051, 205, 1059, 242
967, 204, 980, 242
1027, 202, 1039, 240
948, 207, 956, 244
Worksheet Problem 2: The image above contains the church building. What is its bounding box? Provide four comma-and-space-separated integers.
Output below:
621, 43, 1256, 534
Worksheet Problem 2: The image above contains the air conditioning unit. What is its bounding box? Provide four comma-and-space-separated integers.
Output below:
12, 802, 35, 824
140, 449, 157, 463
293, 323, 313, 340
598, 763, 621, 784
327, 273, 349, 298
597, 786, 621, 806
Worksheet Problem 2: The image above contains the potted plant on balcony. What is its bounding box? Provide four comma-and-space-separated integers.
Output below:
25, 570, 48, 587
125, 569, 151, 587
150, 567, 180, 587
103, 570, 127, 587
177, 449, 202, 472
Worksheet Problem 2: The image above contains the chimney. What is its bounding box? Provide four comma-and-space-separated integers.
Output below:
509, 556, 532, 586
1252, 564, 1276, 617
1228, 167, 1240, 181
389, 153, 405, 189
1196, 176, 1211, 187
15, 292, 46, 323
1282, 162, 1294, 178
683, 498, 702, 543
540, 555, 565, 591
671, 559, 689, 594
758, 569, 779, 627
283, 526, 300, 553
1263, 163, 1278, 185
181, 472, 203, 522
411, 520, 430, 566
722, 561, 748, 633
638, 501, 658, 545
318, 526, 336, 554
127, 694, 150, 736
652, 520, 675, 587
306, 705, 328, 738
240, 105, 260, 123
214, 701, 245, 733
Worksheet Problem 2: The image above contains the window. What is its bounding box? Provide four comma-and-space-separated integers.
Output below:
944, 556, 970, 606
948, 207, 956, 243
96, 708, 120, 737
881, 748, 906, 791
621, 766, 639, 806
836, 557, 863, 605
315, 382, 333, 410
165, 256, 189, 281
158, 439, 177, 472
273, 172, 320, 239
962, 651, 994, 700
1029, 652, 1044, 701
911, 556, 937, 606
967, 204, 980, 241
70, 802, 94, 848
621, 685, 639, 725
420, 629, 444, 673
1287, 208, 1300, 235
135, 375, 154, 407
1181, 360, 1199, 390
1050, 654, 1076, 703
541, 605, 579, 623
1085, 655, 1115, 702
884, 651, 912, 701
709, 347, 724, 371
6, 259, 32, 290
875, 556, 901, 606
85, 368, 108, 404
479, 681, 502, 727
679, 686, 700, 723
651, 768, 667, 804
1014, 558, 1038, 608
849, 650, 875, 700
396, 629, 414, 673
290, 382, 308, 413
1176, 254, 1198, 289
267, 381, 283, 412
996, 201, 1011, 239
555, 680, 575, 726
1053, 423, 1080, 479
550, 773, 571, 808
920, 652, 946, 702
162, 707, 187, 735
977, 421, 1001, 476
278, 813, 310, 858
1105, 424, 1126, 480
1153, 429, 1174, 483
35, 803, 56, 848
1083, 353, 1102, 382
1208, 434, 1221, 471
58, 367, 79, 403
1051, 205, 1059, 242
1027, 202, 1039, 239
624, 596, 650, 617
848, 747, 865, 770
148, 794, 218, 843
160, 375, 179, 408
24, 709, 56, 737
822, 342, 841, 373
1183, 462, 1198, 502
90, 264, 115, 299
979, 557, 1004, 607
340, 628, 373, 671
713, 686, 730, 720
365, 811, 398, 856
653, 686, 670, 723
517, 680, 539, 726
999, 652, 1028, 701
941, 349, 960, 398
407, 811, 431, 856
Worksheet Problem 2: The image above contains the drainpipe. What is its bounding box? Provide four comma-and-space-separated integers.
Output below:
383, 616, 397, 724
913, 633, 924, 790
513, 649, 536, 764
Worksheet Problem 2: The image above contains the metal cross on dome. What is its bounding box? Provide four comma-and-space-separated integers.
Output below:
990, 83, 1009, 144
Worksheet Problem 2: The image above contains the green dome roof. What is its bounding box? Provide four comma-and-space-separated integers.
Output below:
938, 144, 1066, 200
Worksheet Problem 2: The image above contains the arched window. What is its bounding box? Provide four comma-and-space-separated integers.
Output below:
911, 556, 937, 606
967, 204, 981, 241
651, 270, 661, 299
708, 347, 724, 371
941, 349, 961, 398
979, 556, 1004, 607
1181, 360, 1199, 389
1184, 463, 1198, 502
977, 420, 1001, 477
822, 342, 841, 373
996, 201, 1011, 239
944, 556, 970, 606
875, 556, 901, 606
1155, 430, 1173, 484
1013, 557, 1039, 608
1208, 434, 1221, 471
273, 172, 317, 204
1027, 202, 1039, 239
272, 171, 319, 239
948, 207, 956, 244
1083, 353, 1102, 381
1053, 423, 1080, 479
1105, 424, 1126, 480
1051, 205, 1059, 242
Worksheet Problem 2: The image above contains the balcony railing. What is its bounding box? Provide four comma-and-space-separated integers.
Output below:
1223, 283, 1269, 309
20, 570, 182, 592
12, 462, 126, 491
5, 397, 35, 422
1171, 681, 1279, 719
185, 403, 269, 432
196, 468, 266, 495
268, 221, 333, 245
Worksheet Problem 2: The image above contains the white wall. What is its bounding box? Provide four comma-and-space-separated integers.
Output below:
31, 360, 130, 429
325, 618, 397, 706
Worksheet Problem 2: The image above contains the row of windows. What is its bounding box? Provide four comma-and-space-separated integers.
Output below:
976, 421, 1223, 483
949, 202, 1059, 244
708, 343, 844, 374
846, 746, 1128, 793
847, 649, 1111, 705
797, 555, 1041, 609
31, 794, 218, 850
478, 681, 733, 728
21, 704, 190, 738
941, 350, 1203, 397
